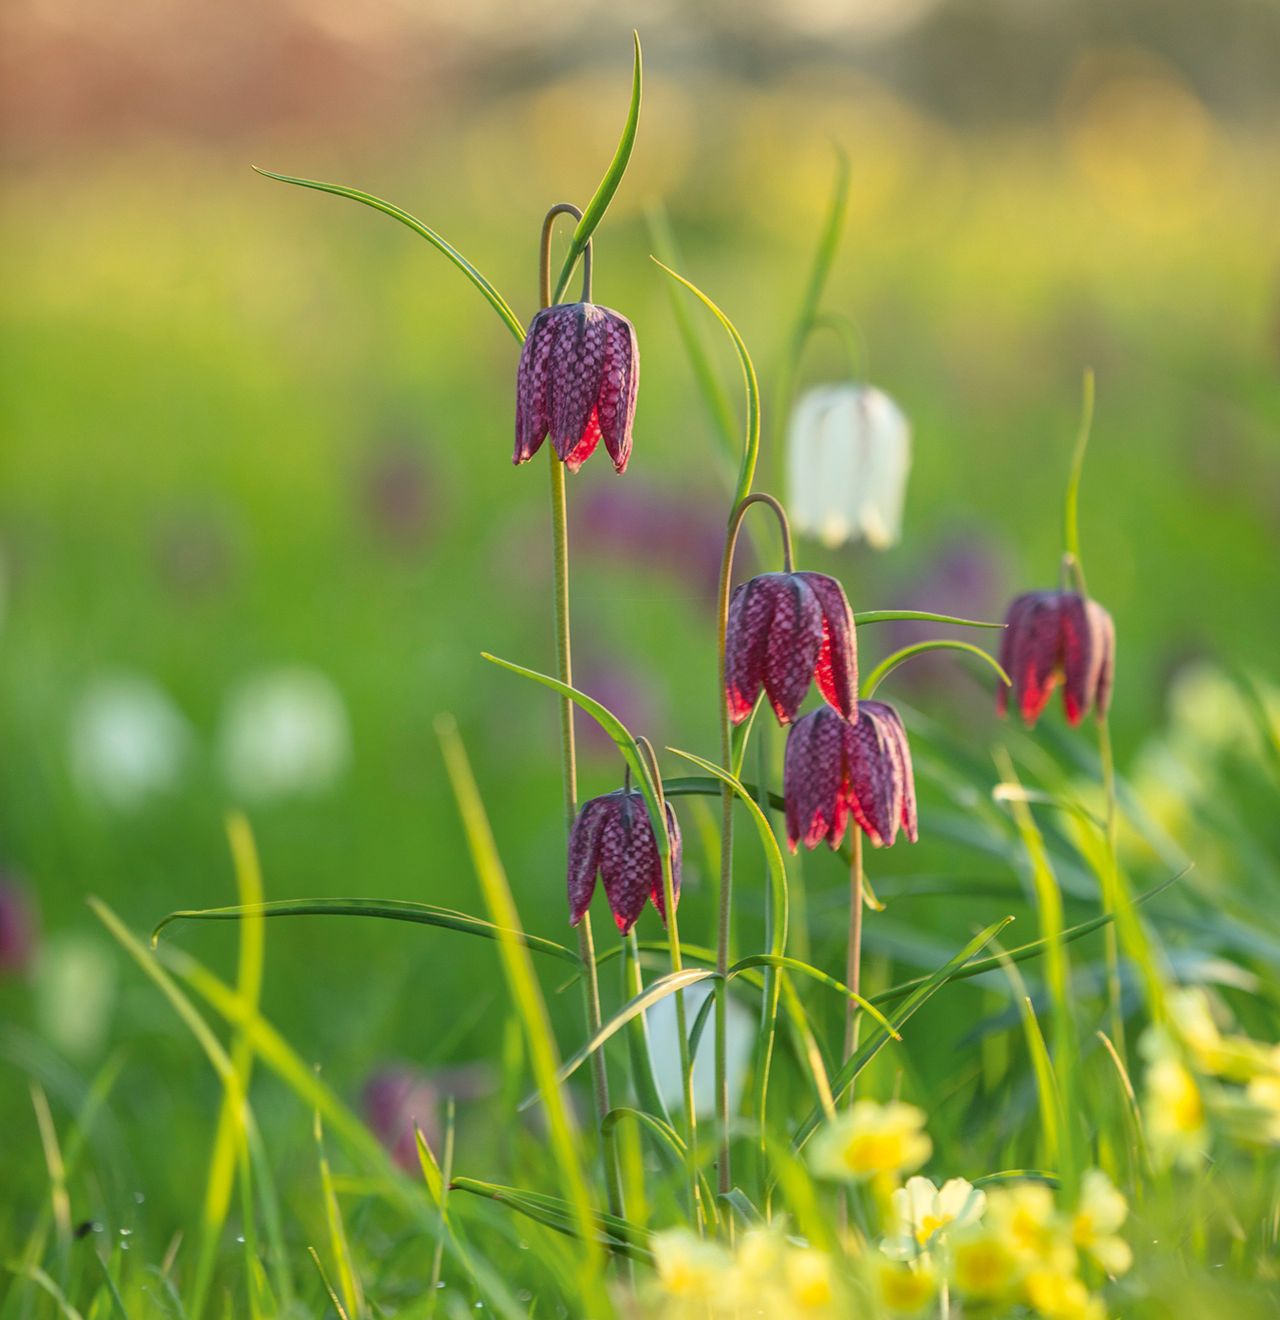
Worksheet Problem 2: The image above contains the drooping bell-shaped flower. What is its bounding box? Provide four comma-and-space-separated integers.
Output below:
567, 789, 681, 935
997, 590, 1115, 727
784, 702, 917, 851
725, 571, 857, 726
787, 385, 912, 550
514, 302, 638, 474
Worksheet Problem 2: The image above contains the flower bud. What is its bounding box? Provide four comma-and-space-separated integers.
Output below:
784, 702, 917, 851
997, 590, 1115, 727
514, 302, 638, 474
725, 571, 857, 726
567, 789, 681, 935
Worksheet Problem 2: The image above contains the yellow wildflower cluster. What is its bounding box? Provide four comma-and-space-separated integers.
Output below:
1140, 987, 1280, 1168
647, 1226, 843, 1320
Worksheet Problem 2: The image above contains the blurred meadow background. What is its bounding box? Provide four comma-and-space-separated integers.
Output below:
2, 0, 1279, 1298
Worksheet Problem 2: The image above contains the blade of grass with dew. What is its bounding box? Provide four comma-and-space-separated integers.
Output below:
651, 261, 760, 505
994, 750, 1080, 1192
253, 169, 524, 343
306, 1247, 350, 1320
153, 897, 582, 969
87, 899, 294, 1314
449, 1180, 654, 1263
861, 639, 1010, 699
435, 717, 606, 1304
190, 814, 267, 1320
551, 32, 642, 303
153, 942, 524, 1320
315, 1111, 365, 1320
793, 917, 1014, 1149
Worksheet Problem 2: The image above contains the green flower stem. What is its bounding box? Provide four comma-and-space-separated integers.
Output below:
714, 493, 794, 1194
539, 204, 620, 1223
843, 830, 864, 1083
1097, 715, 1126, 1063
636, 737, 703, 1229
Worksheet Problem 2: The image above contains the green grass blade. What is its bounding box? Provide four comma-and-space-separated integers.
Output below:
861, 639, 1010, 699
153, 897, 582, 968
1, 1263, 84, 1320
728, 954, 899, 1040
92, 1252, 131, 1320
481, 652, 671, 855
621, 933, 672, 1124
650, 260, 760, 504
523, 968, 716, 1108
854, 610, 1005, 629
306, 1247, 350, 1320
868, 869, 1186, 1007
1063, 367, 1096, 575
551, 32, 642, 303
435, 717, 606, 1300
315, 1111, 365, 1320
253, 168, 525, 344
793, 917, 1014, 1149
779, 975, 835, 1122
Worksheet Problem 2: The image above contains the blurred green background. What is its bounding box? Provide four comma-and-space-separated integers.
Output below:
2, 0, 1278, 1233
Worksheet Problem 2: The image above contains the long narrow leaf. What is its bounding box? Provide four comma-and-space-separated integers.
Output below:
253, 168, 525, 344
153, 897, 582, 968
855, 610, 1004, 629
862, 640, 1010, 699
728, 954, 899, 1041
552, 33, 643, 303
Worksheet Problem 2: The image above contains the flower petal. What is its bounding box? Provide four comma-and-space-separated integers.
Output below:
649, 802, 682, 924
725, 576, 777, 724
597, 311, 638, 475
598, 791, 658, 935
784, 706, 850, 851
846, 703, 903, 847
514, 309, 555, 465
549, 304, 609, 465
762, 574, 823, 724
1006, 592, 1063, 726
796, 571, 858, 720
567, 795, 610, 925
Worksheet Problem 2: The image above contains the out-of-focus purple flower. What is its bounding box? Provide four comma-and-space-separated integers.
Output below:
997, 591, 1116, 727
363, 1063, 490, 1172
784, 702, 918, 851
360, 442, 433, 551
573, 656, 665, 760
0, 873, 38, 977
514, 302, 638, 473
568, 789, 681, 935
573, 483, 730, 602
725, 572, 857, 726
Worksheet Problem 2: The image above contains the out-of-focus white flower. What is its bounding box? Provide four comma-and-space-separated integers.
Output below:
809, 1099, 931, 1183
34, 931, 117, 1059
786, 384, 911, 550
647, 981, 753, 1118
217, 667, 351, 802
883, 1175, 986, 1259
69, 674, 192, 811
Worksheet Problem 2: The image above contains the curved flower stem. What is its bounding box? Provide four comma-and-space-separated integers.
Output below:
713, 492, 794, 1194
635, 736, 703, 1228
538, 204, 619, 1222
843, 831, 864, 1090
807, 310, 865, 382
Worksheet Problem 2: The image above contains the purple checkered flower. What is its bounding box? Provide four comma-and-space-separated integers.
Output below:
514, 302, 638, 474
567, 789, 680, 935
784, 702, 918, 851
725, 572, 857, 726
997, 591, 1115, 727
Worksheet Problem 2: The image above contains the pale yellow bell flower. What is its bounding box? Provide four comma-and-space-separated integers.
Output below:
809, 1100, 932, 1183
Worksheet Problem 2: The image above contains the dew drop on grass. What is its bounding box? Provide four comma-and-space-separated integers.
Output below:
235, 1235, 245, 1244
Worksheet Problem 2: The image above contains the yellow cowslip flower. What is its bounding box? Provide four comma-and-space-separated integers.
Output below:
1025, 1269, 1106, 1320
1142, 1031, 1209, 1170
808, 1100, 932, 1183
985, 1183, 1076, 1274
1168, 987, 1271, 1081
651, 1228, 734, 1304
875, 1258, 938, 1316
882, 1175, 986, 1259
948, 1226, 1022, 1300
1244, 1056, 1280, 1143
783, 1245, 840, 1315
1071, 1169, 1132, 1277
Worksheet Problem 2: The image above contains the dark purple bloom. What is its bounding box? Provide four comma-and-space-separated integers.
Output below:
997, 591, 1115, 727
784, 702, 918, 851
568, 789, 680, 935
363, 1062, 490, 1172
0, 874, 37, 977
514, 302, 638, 474
725, 571, 857, 726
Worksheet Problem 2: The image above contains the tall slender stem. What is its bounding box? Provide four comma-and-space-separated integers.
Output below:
1097, 715, 1126, 1063
714, 492, 794, 1194
539, 204, 621, 1221
843, 830, 864, 1074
